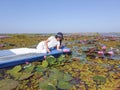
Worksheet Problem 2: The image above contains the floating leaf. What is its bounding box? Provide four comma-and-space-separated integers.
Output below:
42, 60, 48, 68
57, 80, 73, 90
18, 73, 33, 80
49, 79, 58, 86
93, 76, 106, 85
0, 79, 19, 90
80, 46, 89, 52
63, 73, 73, 81
39, 80, 56, 90
57, 54, 65, 62
46, 84, 57, 90
7, 66, 22, 80
49, 69, 64, 80
35, 66, 47, 72
7, 65, 22, 74
46, 55, 56, 65
34, 72, 43, 79
79, 54, 87, 64
24, 64, 35, 73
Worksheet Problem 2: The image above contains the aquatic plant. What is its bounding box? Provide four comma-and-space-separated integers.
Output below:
46, 55, 56, 66
1, 34, 120, 90
39, 68, 73, 90
0, 79, 19, 90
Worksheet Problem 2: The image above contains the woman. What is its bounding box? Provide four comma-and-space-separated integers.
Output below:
36, 32, 63, 53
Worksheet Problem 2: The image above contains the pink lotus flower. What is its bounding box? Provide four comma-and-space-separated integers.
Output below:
98, 51, 104, 54
102, 46, 106, 50
108, 51, 114, 55
80, 40, 83, 43
44, 56, 46, 59
63, 49, 70, 52
25, 61, 29, 64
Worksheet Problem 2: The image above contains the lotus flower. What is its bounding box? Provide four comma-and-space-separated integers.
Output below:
108, 51, 114, 55
44, 55, 47, 59
63, 49, 70, 52
25, 61, 29, 64
80, 40, 83, 43
98, 51, 104, 55
102, 46, 106, 50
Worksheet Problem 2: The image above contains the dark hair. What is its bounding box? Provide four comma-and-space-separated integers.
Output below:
55, 32, 63, 46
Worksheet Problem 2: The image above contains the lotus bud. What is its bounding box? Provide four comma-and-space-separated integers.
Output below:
44, 56, 46, 59
25, 61, 29, 64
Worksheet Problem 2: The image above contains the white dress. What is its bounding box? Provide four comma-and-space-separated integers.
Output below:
36, 36, 60, 53
7, 36, 60, 55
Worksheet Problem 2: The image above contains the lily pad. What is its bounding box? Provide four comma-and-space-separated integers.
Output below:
93, 76, 106, 85
46, 55, 56, 65
42, 60, 48, 68
0, 79, 19, 90
39, 80, 56, 90
63, 73, 73, 81
80, 46, 89, 52
7, 65, 22, 74
49, 68, 64, 80
57, 55, 65, 62
18, 73, 33, 80
35, 66, 47, 72
57, 80, 73, 90
24, 64, 35, 73
46, 84, 57, 90
48, 79, 58, 86
7, 66, 23, 79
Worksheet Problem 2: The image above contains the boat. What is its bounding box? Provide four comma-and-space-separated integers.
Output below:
0, 46, 71, 68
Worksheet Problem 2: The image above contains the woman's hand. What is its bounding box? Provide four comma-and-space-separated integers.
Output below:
47, 48, 51, 53
57, 49, 62, 51
57, 44, 62, 52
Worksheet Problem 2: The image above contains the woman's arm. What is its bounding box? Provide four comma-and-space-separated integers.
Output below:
45, 39, 50, 53
57, 42, 62, 51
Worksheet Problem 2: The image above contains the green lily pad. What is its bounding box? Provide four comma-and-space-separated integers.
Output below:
63, 73, 73, 81
7, 65, 22, 74
0, 79, 19, 90
24, 64, 35, 73
57, 55, 65, 62
93, 76, 106, 85
42, 60, 48, 68
7, 66, 23, 80
46, 84, 57, 90
81, 46, 89, 52
35, 67, 47, 72
46, 55, 56, 65
39, 80, 56, 90
18, 73, 33, 80
49, 79, 58, 86
49, 69, 64, 80
57, 80, 73, 90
